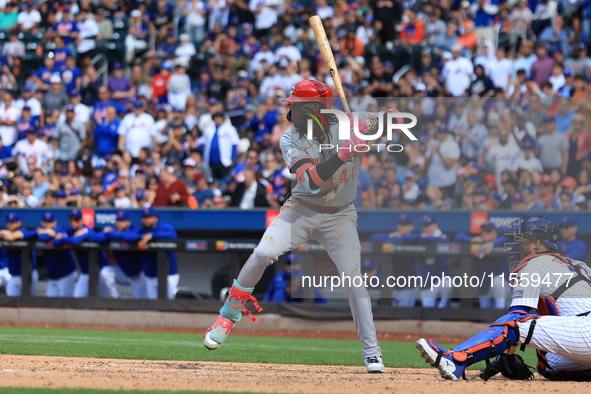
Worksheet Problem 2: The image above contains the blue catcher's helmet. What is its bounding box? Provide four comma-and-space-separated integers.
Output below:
504, 214, 561, 267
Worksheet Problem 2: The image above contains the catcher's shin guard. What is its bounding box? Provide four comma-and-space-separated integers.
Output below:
418, 311, 539, 379
203, 280, 263, 350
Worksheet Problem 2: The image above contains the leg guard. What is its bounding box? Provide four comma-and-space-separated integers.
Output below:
203, 280, 263, 350
417, 312, 539, 381
446, 312, 539, 366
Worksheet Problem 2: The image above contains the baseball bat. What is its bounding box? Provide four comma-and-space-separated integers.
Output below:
309, 15, 351, 114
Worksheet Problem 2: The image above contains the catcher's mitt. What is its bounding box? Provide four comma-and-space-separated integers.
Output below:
479, 354, 535, 381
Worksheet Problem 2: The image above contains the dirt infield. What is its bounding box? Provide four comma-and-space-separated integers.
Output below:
0, 355, 588, 393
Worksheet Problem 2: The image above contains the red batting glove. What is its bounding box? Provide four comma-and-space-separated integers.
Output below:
348, 113, 369, 135
337, 132, 368, 161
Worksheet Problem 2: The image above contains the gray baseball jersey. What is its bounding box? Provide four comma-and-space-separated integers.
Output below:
280, 111, 370, 207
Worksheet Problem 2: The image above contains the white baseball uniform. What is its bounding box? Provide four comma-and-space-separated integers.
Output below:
512, 254, 591, 373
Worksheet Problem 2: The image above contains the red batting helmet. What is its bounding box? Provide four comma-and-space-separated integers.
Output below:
283, 80, 333, 109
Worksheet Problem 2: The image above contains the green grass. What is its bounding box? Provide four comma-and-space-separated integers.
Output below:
0, 390, 259, 394
0, 326, 537, 370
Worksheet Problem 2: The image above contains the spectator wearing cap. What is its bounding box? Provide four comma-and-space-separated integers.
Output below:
51, 7, 78, 50
203, 110, 239, 181
2, 30, 24, 58
511, 191, 527, 210
151, 61, 172, 104
17, 1, 41, 32
112, 184, 131, 208
12, 126, 53, 175
94, 105, 120, 158
157, 31, 179, 59
42, 75, 70, 120
75, 9, 99, 56
400, 9, 425, 45
559, 67, 576, 97
16, 106, 38, 141
558, 217, 588, 261
192, 172, 214, 207
167, 60, 192, 110
441, 45, 474, 97
118, 100, 157, 160
0, 90, 19, 146
64, 90, 90, 126
133, 189, 150, 209
16, 85, 42, 120
418, 215, 452, 308
100, 211, 147, 299
513, 134, 543, 173
456, 221, 509, 309
427, 125, 460, 198
537, 116, 569, 175
35, 212, 78, 298
174, 33, 197, 64
125, 9, 149, 63
153, 166, 189, 207
183, 0, 207, 45
0, 212, 39, 296
179, 157, 198, 193
53, 104, 87, 162
402, 170, 420, 202
108, 63, 135, 107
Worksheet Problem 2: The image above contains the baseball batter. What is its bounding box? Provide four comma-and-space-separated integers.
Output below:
417, 215, 591, 381
203, 80, 385, 373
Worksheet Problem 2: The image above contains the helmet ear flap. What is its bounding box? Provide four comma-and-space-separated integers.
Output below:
286, 111, 292, 122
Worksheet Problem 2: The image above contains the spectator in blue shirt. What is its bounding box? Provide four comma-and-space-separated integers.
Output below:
93, 105, 120, 158
192, 173, 214, 206
558, 217, 588, 262
52, 7, 78, 50
0, 135, 12, 161
60, 55, 82, 96
33, 56, 59, 91
52, 36, 74, 70
16, 106, 37, 141
92, 86, 125, 125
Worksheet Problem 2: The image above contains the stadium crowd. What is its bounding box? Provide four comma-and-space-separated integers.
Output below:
0, 0, 590, 211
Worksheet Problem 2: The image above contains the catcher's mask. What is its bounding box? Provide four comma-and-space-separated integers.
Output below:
504, 214, 561, 269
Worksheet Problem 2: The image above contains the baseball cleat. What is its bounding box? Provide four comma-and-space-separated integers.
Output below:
203, 316, 235, 351
416, 338, 464, 381
364, 356, 385, 373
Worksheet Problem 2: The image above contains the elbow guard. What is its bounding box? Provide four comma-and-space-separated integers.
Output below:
296, 163, 322, 194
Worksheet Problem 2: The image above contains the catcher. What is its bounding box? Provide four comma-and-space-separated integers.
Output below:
417, 214, 591, 381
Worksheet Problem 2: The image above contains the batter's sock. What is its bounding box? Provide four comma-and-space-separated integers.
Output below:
219, 280, 262, 322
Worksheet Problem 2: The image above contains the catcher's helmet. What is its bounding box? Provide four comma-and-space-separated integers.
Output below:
504, 214, 561, 267
283, 80, 333, 109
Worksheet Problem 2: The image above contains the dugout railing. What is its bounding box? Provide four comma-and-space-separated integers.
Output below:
0, 239, 516, 322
